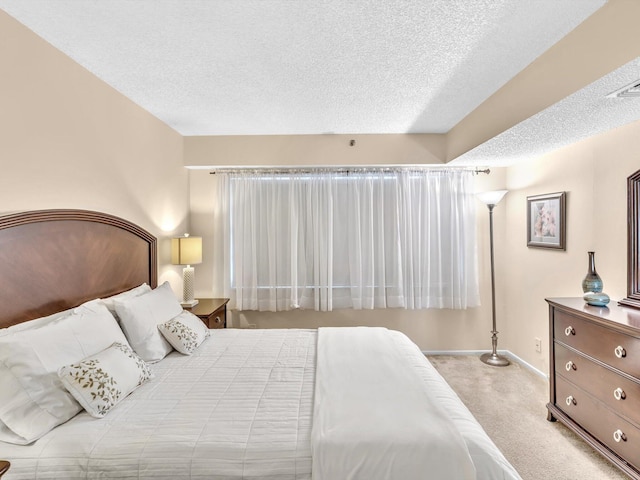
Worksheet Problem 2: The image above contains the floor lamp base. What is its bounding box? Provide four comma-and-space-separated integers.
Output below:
480, 352, 511, 367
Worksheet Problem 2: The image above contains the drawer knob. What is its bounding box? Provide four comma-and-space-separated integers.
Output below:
614, 387, 627, 401
565, 361, 576, 372
565, 395, 576, 406
564, 326, 575, 336
214, 316, 222, 323
613, 429, 627, 443
614, 346, 627, 359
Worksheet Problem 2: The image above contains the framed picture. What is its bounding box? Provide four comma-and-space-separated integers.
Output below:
527, 192, 566, 250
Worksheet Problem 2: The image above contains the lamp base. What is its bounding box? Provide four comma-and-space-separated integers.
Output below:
181, 266, 197, 308
180, 299, 199, 308
480, 352, 510, 367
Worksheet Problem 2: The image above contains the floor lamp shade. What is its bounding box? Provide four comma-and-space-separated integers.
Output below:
171, 235, 202, 307
477, 189, 508, 206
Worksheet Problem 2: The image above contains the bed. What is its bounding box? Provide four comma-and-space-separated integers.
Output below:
0, 209, 521, 480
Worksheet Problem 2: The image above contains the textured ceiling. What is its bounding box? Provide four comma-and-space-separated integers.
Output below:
451, 56, 640, 167
3, 0, 638, 166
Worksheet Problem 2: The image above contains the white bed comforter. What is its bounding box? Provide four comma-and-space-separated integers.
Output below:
3, 327, 521, 480
312, 327, 476, 480
3, 329, 316, 479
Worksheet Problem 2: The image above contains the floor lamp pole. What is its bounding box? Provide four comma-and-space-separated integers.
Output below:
480, 202, 510, 367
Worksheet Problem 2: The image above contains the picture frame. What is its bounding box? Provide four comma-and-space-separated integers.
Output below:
527, 192, 566, 250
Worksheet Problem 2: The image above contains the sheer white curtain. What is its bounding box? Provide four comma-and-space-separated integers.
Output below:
219, 169, 479, 312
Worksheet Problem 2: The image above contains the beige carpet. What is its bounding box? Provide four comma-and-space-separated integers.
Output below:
428, 355, 628, 480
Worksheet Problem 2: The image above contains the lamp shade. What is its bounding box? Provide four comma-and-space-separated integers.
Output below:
171, 235, 202, 265
477, 190, 508, 206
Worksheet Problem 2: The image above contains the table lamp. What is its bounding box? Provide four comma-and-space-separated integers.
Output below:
171, 234, 202, 307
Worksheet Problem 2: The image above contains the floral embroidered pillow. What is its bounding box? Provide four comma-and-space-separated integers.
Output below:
58, 342, 153, 418
157, 311, 209, 355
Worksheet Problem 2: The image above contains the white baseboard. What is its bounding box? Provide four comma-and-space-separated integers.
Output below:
423, 349, 548, 380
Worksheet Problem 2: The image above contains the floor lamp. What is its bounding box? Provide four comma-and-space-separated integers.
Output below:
477, 190, 510, 367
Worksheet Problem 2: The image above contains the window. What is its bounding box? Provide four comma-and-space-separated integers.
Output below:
219, 169, 479, 312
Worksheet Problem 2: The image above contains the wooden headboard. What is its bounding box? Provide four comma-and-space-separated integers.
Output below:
0, 209, 157, 329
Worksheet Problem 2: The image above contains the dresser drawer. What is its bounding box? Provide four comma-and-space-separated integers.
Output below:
554, 310, 640, 378
555, 342, 640, 425
556, 376, 640, 471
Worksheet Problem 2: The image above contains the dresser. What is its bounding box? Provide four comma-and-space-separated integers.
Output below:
547, 298, 640, 479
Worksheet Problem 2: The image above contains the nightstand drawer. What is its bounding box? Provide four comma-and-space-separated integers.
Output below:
208, 307, 226, 329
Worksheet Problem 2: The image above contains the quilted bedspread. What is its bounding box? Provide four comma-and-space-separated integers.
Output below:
2, 327, 521, 479
3, 329, 316, 479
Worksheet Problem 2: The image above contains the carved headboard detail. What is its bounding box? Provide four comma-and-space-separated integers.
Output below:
0, 209, 157, 328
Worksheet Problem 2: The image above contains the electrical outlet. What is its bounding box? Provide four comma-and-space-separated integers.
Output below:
535, 337, 542, 353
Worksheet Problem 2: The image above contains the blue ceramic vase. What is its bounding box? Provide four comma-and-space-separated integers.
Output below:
581, 251, 603, 293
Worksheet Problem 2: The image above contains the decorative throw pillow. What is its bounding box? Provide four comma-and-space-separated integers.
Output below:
114, 281, 183, 362
58, 342, 153, 418
158, 310, 209, 355
0, 301, 129, 444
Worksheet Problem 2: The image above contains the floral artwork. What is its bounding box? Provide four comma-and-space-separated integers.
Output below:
527, 192, 566, 250
533, 202, 556, 237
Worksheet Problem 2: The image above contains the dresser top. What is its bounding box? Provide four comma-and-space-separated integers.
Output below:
547, 297, 640, 333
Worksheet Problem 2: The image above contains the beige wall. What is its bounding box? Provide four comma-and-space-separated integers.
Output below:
0, 12, 190, 289
502, 118, 640, 374
185, 133, 446, 167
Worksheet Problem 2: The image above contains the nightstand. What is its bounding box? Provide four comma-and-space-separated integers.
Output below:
186, 298, 229, 329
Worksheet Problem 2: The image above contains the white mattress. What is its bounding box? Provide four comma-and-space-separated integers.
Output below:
2, 328, 520, 480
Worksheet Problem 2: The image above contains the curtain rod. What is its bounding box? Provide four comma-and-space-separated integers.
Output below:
209, 166, 490, 175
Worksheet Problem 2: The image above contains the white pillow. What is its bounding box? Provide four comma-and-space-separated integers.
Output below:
101, 283, 152, 320
0, 308, 71, 337
0, 298, 102, 337
59, 342, 153, 418
0, 301, 129, 445
114, 281, 183, 362
158, 310, 209, 355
